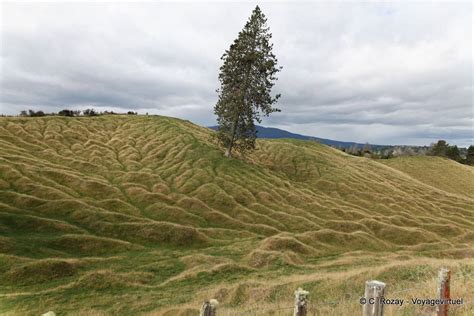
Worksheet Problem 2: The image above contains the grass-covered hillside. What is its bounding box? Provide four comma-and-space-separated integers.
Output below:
0, 115, 473, 315
380, 156, 474, 198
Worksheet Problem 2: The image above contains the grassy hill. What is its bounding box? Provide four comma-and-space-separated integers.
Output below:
380, 156, 474, 198
0, 115, 473, 315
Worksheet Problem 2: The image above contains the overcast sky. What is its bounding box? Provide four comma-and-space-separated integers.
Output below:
1, 1, 472, 146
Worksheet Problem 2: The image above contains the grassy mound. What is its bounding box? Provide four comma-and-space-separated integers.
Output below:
47, 234, 140, 256
3, 259, 77, 285
73, 270, 154, 290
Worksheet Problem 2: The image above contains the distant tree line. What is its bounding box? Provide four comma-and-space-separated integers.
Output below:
428, 140, 473, 165
340, 139, 473, 166
18, 109, 138, 117
342, 143, 430, 159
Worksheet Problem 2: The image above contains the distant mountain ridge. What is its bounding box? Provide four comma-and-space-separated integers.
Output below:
208, 125, 389, 149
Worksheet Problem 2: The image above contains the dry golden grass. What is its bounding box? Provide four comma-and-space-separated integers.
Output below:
0, 115, 472, 315
381, 156, 474, 198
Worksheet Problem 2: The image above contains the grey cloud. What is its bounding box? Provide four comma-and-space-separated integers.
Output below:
0, 2, 471, 146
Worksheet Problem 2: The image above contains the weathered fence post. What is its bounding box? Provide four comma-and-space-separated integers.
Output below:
437, 268, 451, 316
200, 299, 218, 316
363, 280, 386, 316
294, 288, 309, 316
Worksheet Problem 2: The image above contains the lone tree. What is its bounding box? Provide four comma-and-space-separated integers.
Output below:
214, 6, 281, 158
430, 140, 449, 157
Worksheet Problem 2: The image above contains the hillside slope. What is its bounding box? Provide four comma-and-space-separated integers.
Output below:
0, 115, 473, 315
380, 156, 474, 198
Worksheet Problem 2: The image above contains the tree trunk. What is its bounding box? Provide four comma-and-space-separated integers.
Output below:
224, 45, 254, 159
225, 114, 239, 158
224, 146, 232, 158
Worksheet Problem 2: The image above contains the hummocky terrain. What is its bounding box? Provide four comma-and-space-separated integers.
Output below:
0, 115, 473, 315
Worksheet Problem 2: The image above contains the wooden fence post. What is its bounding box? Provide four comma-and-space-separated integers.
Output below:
363, 280, 386, 316
437, 268, 451, 316
200, 299, 218, 316
294, 288, 309, 316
